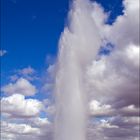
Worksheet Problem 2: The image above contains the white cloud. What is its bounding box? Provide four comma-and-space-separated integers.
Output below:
99, 119, 119, 129
89, 100, 113, 117
9, 66, 39, 82
86, 44, 139, 107
125, 44, 139, 67
105, 0, 139, 48
29, 117, 50, 127
18, 66, 35, 75
1, 121, 41, 140
87, 116, 139, 140
0, 50, 7, 56
1, 121, 41, 135
1, 116, 52, 140
1, 132, 16, 140
120, 105, 139, 116
2, 78, 37, 96
41, 64, 56, 95
1, 94, 43, 118
9, 75, 19, 82
86, 0, 139, 107
86, 0, 139, 139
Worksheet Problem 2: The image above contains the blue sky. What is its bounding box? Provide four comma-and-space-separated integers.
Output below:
1, 0, 124, 109
1, 0, 124, 117
0, 0, 124, 113
1, 0, 69, 70
1, 0, 123, 81
1, 0, 125, 102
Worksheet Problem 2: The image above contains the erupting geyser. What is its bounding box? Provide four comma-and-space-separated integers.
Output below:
54, 0, 101, 140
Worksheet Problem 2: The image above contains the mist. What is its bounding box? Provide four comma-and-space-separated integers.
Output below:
54, 0, 101, 140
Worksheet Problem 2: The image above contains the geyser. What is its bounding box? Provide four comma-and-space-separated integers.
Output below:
54, 0, 101, 140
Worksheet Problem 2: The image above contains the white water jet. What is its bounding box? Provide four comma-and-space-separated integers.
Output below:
54, 0, 101, 140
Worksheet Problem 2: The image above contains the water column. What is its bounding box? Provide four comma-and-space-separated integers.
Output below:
54, 0, 101, 140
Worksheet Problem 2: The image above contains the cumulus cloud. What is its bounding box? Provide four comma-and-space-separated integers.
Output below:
1, 121, 41, 140
9, 66, 39, 82
29, 117, 50, 127
18, 66, 36, 75
87, 116, 139, 140
2, 78, 37, 96
1, 116, 52, 140
1, 94, 43, 118
87, 0, 139, 108
89, 100, 114, 117
107, 0, 139, 47
89, 100, 139, 118
1, 103, 52, 140
1, 121, 41, 135
86, 0, 139, 139
0, 49, 7, 56
41, 64, 56, 95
